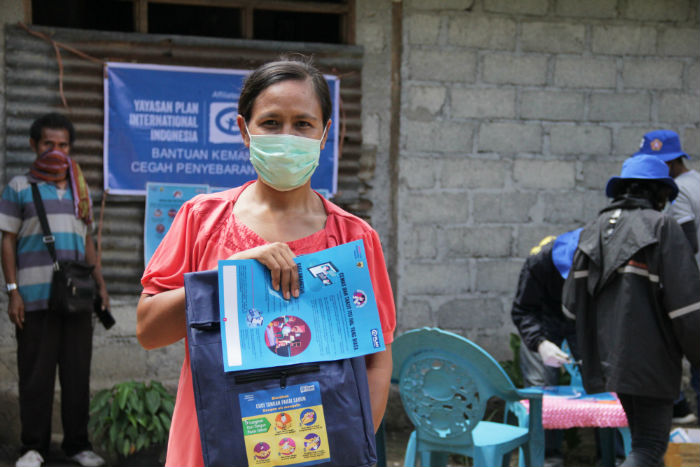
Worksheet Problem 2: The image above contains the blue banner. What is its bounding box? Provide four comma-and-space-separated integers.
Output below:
104, 63, 340, 196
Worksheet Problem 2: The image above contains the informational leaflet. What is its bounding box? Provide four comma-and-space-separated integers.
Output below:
218, 240, 385, 372
239, 382, 330, 466
143, 182, 208, 265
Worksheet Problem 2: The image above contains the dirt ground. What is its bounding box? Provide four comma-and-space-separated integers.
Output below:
1, 421, 696, 466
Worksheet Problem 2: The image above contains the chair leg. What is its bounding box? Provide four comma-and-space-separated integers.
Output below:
618, 427, 632, 456
599, 427, 616, 467
404, 431, 417, 467
502, 450, 515, 467
420, 451, 448, 467
473, 446, 500, 467
518, 446, 526, 467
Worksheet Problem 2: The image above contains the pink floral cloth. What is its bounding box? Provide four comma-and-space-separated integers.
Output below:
521, 394, 629, 429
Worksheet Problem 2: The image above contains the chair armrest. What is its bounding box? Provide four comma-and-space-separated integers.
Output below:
515, 387, 544, 399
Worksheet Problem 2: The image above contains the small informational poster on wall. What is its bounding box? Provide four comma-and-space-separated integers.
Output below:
143, 182, 208, 265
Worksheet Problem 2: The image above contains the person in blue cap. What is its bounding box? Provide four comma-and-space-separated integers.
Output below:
563, 155, 700, 467
634, 129, 700, 425
634, 129, 700, 259
511, 228, 582, 467
512, 228, 582, 381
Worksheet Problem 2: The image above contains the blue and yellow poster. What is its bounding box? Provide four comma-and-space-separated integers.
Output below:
143, 182, 208, 265
239, 382, 330, 466
104, 62, 340, 196
218, 240, 385, 372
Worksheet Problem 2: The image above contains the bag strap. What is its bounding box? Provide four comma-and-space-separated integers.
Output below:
30, 183, 59, 269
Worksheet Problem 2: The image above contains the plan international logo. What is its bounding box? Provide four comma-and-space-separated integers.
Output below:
209, 102, 243, 143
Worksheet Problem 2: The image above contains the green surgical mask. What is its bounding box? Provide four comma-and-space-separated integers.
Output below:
246, 124, 327, 191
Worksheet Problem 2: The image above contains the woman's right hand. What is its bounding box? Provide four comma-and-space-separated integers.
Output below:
228, 243, 299, 300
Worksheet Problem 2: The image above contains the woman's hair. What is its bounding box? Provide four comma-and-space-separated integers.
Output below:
614, 180, 672, 211
238, 55, 332, 125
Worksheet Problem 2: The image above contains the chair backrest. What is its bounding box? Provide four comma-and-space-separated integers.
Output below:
392, 328, 522, 444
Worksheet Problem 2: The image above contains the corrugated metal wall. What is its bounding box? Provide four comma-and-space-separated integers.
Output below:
3, 24, 366, 295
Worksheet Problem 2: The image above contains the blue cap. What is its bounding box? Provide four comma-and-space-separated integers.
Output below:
552, 228, 582, 279
633, 129, 688, 162
605, 155, 678, 201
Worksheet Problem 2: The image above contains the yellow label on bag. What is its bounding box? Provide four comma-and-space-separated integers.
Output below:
239, 382, 330, 466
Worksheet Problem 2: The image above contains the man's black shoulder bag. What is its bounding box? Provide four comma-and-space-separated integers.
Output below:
30, 183, 96, 314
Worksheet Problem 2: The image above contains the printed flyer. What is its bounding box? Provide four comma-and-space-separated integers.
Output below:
239, 382, 330, 466
143, 182, 208, 265
218, 240, 385, 372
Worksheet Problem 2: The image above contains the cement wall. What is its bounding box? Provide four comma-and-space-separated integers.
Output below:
393, 0, 700, 361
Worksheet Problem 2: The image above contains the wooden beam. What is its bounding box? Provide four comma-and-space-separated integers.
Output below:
343, 0, 356, 44
145, 0, 350, 14
242, 6, 254, 40
23, 0, 32, 23
134, 0, 148, 33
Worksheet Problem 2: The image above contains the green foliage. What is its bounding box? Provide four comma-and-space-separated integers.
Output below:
89, 380, 174, 461
499, 333, 524, 388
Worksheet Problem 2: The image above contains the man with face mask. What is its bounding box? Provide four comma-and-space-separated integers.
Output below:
1, 113, 108, 467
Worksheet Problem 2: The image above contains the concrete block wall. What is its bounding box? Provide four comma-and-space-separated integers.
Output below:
396, 0, 700, 360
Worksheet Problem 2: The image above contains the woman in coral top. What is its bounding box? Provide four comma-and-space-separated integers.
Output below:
137, 57, 396, 467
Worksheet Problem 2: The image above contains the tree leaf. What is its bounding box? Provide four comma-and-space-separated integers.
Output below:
136, 433, 148, 452
110, 398, 119, 421
150, 380, 166, 392
161, 398, 175, 416
145, 389, 161, 415
122, 438, 130, 458
109, 423, 119, 446
151, 414, 164, 437
89, 390, 112, 414
127, 413, 138, 429
158, 412, 172, 432
117, 385, 131, 411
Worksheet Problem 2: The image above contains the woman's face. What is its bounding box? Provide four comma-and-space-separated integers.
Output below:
238, 78, 329, 149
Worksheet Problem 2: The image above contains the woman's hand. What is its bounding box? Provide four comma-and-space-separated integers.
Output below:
227, 243, 299, 300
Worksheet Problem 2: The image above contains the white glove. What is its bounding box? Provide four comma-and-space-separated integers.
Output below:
537, 340, 570, 367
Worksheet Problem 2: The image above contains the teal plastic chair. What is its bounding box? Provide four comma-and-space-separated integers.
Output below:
392, 328, 545, 467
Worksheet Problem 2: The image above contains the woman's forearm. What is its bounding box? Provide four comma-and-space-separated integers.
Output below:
137, 288, 187, 349
365, 344, 393, 432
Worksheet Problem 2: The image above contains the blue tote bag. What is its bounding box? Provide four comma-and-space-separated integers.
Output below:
184, 269, 377, 467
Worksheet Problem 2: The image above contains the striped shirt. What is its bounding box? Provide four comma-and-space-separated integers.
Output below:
0, 175, 89, 311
